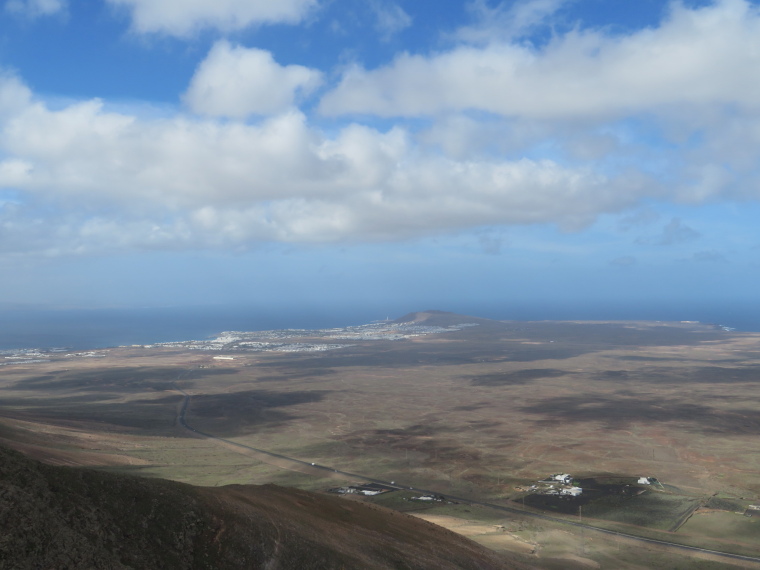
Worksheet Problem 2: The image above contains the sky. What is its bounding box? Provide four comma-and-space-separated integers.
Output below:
0, 0, 759, 320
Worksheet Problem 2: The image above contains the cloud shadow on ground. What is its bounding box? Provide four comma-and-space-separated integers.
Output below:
519, 393, 760, 435
470, 368, 570, 386
14, 366, 237, 393
183, 389, 331, 437
592, 365, 760, 384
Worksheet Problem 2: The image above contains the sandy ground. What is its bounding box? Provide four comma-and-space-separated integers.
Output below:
411, 513, 604, 568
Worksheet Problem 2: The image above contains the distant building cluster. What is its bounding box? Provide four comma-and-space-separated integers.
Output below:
0, 348, 106, 366
637, 476, 659, 485
143, 320, 480, 354
409, 494, 446, 502
522, 473, 662, 499
328, 483, 395, 496
1, 318, 481, 365
525, 474, 583, 497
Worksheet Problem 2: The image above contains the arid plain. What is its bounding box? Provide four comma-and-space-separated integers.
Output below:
2, 311, 759, 568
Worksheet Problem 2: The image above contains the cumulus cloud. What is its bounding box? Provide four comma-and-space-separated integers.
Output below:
4, 1, 760, 258
5, 0, 65, 18
0, 74, 32, 117
184, 42, 323, 118
106, 0, 318, 36
318, 0, 760, 205
320, 0, 760, 119
0, 75, 655, 255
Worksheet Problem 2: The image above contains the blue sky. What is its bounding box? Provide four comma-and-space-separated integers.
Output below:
0, 0, 758, 320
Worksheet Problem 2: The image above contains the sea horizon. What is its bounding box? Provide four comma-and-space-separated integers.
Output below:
0, 301, 755, 352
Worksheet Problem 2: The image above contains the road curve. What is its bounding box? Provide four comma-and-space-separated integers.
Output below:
174, 387, 760, 567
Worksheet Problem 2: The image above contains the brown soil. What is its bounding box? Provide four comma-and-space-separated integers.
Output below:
0, 443, 525, 569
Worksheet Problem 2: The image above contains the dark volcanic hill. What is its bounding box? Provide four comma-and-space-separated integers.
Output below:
0, 445, 520, 569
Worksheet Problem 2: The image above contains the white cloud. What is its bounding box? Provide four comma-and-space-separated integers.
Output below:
456, 0, 568, 43
0, 74, 32, 118
318, 0, 760, 204
5, 0, 65, 18
106, 0, 318, 36
184, 42, 323, 118
0, 75, 653, 255
6, 3, 760, 262
370, 1, 412, 40
320, 0, 760, 119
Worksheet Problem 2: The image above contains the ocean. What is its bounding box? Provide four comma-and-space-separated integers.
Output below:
0, 301, 757, 351
0, 306, 380, 351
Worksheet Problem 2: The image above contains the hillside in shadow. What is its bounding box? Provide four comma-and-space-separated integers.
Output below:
0, 444, 522, 570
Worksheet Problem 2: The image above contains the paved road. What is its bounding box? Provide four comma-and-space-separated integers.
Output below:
174, 387, 760, 567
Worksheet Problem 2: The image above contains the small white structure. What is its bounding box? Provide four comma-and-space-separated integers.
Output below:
561, 487, 583, 496
551, 474, 573, 484
213, 356, 235, 360
638, 477, 657, 485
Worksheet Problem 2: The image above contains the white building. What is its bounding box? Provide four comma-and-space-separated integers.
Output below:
551, 474, 573, 484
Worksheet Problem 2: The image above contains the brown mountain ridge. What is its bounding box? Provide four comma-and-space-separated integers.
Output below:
0, 444, 522, 569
